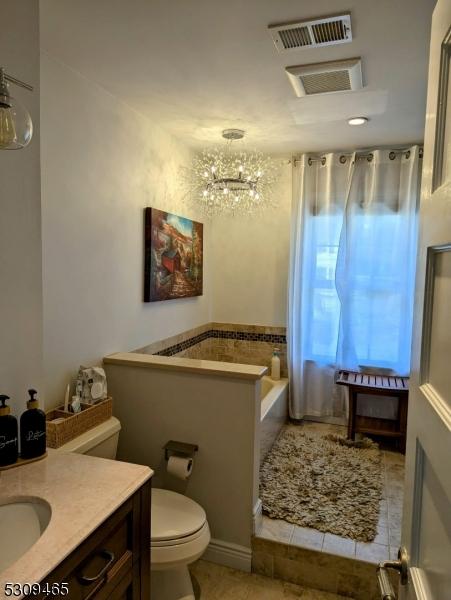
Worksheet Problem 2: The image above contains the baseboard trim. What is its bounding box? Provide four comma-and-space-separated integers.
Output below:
203, 538, 252, 572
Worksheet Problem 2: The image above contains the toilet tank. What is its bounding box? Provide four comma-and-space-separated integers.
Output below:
54, 416, 121, 459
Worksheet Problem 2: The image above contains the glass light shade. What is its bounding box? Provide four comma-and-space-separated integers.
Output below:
0, 93, 33, 150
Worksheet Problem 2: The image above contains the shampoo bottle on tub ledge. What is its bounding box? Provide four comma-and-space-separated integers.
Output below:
271, 348, 280, 381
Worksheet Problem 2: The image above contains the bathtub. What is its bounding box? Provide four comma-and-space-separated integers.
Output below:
260, 376, 289, 465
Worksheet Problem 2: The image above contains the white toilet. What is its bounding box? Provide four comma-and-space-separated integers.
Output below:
56, 417, 210, 600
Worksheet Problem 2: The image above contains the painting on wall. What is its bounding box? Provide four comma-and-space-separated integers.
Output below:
144, 208, 203, 302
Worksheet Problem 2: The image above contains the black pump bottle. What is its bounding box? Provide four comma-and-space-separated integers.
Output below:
20, 389, 46, 459
0, 395, 18, 466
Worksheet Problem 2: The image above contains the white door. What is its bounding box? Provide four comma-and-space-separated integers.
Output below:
395, 1, 451, 599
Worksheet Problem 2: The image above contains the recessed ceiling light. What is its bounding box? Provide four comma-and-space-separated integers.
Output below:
348, 116, 368, 126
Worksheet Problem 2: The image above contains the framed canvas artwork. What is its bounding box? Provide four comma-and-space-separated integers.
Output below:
144, 208, 203, 302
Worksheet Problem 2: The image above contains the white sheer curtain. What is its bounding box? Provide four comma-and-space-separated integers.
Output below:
288, 147, 420, 420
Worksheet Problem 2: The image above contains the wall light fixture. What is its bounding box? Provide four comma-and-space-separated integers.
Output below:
0, 68, 34, 150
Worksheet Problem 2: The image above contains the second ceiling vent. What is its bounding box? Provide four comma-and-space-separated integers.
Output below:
268, 14, 352, 52
285, 58, 363, 97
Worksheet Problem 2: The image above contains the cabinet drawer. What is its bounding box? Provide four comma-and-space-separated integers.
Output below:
57, 517, 133, 599
94, 564, 138, 600
34, 495, 140, 600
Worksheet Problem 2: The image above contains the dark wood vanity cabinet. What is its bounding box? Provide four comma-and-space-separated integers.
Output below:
31, 480, 151, 600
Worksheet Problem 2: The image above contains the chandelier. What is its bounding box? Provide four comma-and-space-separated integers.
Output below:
190, 129, 278, 216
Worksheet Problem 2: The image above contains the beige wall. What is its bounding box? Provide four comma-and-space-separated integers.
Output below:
0, 0, 43, 415
105, 362, 260, 562
40, 53, 212, 408
210, 163, 291, 327
39, 49, 291, 410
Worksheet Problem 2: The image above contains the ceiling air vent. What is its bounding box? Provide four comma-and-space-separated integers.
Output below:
285, 58, 362, 97
269, 14, 352, 53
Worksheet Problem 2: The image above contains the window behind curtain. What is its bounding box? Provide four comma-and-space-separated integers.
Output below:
304, 213, 341, 363
304, 211, 415, 372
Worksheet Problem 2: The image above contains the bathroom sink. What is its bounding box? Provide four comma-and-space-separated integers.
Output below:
0, 498, 51, 573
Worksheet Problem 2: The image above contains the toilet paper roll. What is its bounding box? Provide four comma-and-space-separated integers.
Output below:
167, 455, 193, 480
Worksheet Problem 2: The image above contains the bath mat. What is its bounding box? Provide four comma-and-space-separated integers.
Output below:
260, 426, 383, 542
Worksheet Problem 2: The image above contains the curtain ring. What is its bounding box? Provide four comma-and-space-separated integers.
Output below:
419, 148, 424, 158
405, 150, 411, 160
389, 151, 396, 160
321, 157, 326, 166
308, 157, 313, 166
339, 155, 347, 164
367, 153, 374, 162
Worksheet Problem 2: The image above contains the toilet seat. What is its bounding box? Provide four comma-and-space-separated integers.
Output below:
150, 489, 210, 572
151, 521, 210, 571
151, 521, 208, 547
151, 488, 206, 543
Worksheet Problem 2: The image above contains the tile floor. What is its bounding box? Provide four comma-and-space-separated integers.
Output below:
190, 560, 352, 600
258, 421, 405, 564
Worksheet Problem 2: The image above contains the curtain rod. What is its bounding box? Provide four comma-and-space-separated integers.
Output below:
293, 147, 424, 166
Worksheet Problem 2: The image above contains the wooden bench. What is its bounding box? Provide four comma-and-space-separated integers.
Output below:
336, 370, 409, 452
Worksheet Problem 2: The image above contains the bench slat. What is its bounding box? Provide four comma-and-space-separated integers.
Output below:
336, 369, 409, 392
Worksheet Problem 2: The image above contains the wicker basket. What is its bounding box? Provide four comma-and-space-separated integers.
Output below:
46, 397, 113, 449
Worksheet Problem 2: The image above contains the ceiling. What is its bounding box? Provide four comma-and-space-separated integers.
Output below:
40, 0, 437, 154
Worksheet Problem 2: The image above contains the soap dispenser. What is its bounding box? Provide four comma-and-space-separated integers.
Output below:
271, 348, 281, 381
20, 389, 46, 459
0, 395, 19, 466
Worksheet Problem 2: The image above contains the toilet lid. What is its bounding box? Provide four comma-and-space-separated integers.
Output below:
151, 488, 206, 542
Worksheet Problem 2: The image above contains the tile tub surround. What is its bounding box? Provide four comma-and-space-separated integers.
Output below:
0, 450, 152, 598
135, 322, 288, 377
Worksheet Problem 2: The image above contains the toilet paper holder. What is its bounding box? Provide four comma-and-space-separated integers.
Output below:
163, 440, 199, 461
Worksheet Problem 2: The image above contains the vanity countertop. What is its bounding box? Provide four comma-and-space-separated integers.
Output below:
0, 450, 153, 598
